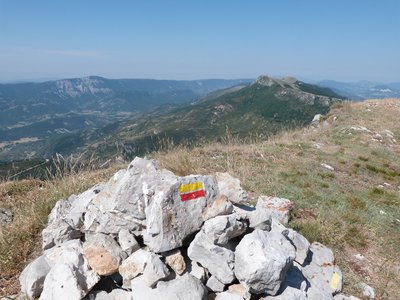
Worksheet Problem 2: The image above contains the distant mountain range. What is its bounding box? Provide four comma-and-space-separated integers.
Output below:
0, 76, 251, 140
0, 74, 343, 162
318, 80, 400, 100
37, 75, 343, 161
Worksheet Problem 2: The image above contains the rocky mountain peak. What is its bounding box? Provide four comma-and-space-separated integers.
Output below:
253, 75, 277, 87
282, 76, 298, 84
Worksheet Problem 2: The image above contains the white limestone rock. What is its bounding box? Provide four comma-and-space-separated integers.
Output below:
42, 220, 81, 250
143, 174, 219, 252
334, 294, 360, 300
215, 292, 244, 300
307, 287, 334, 300
19, 255, 51, 299
359, 282, 375, 299
42, 184, 106, 250
83, 233, 125, 276
156, 273, 208, 300
119, 249, 150, 286
119, 248, 169, 287
39, 242, 100, 300
84, 158, 170, 235
202, 213, 247, 245
303, 242, 343, 296
164, 249, 186, 275
189, 261, 208, 283
262, 286, 307, 300
86, 289, 133, 300
255, 196, 294, 225
234, 229, 295, 295
85, 158, 220, 252
215, 172, 248, 204
271, 222, 310, 265
131, 273, 207, 300
280, 264, 308, 292
188, 231, 235, 284
202, 194, 234, 221
118, 229, 140, 256
233, 204, 272, 231
228, 283, 251, 300
206, 275, 226, 292
142, 251, 170, 287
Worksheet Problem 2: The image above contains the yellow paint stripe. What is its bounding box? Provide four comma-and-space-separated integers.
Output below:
179, 181, 204, 193
329, 272, 341, 290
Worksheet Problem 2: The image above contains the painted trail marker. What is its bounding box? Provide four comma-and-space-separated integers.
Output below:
179, 181, 205, 201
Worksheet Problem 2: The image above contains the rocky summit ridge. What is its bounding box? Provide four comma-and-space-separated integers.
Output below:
18, 157, 359, 300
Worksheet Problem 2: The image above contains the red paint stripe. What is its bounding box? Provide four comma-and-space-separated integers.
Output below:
180, 189, 206, 201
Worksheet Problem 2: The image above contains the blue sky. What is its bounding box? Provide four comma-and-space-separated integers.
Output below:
0, 0, 399, 82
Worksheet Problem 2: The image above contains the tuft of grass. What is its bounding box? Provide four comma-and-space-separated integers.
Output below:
318, 172, 335, 179
370, 187, 385, 195
291, 220, 331, 245
347, 196, 367, 210
344, 226, 368, 248
358, 156, 369, 161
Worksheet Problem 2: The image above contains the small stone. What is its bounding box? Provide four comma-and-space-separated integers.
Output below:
262, 286, 307, 300
142, 252, 170, 287
19, 255, 51, 298
303, 242, 343, 295
188, 231, 235, 284
233, 204, 272, 231
206, 275, 226, 292
228, 283, 251, 299
333, 294, 360, 300
156, 273, 208, 299
83, 233, 124, 276
271, 222, 310, 265
215, 172, 248, 204
42, 220, 81, 250
354, 253, 365, 261
118, 229, 140, 256
131, 273, 207, 300
189, 261, 208, 283
359, 282, 375, 299
202, 194, 234, 221
215, 292, 244, 300
164, 249, 186, 275
312, 114, 322, 124
0, 207, 13, 226
39, 242, 100, 300
202, 213, 248, 245
307, 287, 334, 300
321, 163, 335, 171
119, 248, 169, 287
255, 196, 294, 225
86, 289, 133, 300
119, 249, 150, 286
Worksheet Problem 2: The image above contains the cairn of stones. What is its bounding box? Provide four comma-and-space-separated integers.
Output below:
19, 157, 357, 300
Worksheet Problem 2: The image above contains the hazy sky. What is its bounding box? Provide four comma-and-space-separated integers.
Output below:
0, 0, 399, 82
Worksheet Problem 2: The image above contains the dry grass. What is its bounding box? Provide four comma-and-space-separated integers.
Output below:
153, 99, 400, 299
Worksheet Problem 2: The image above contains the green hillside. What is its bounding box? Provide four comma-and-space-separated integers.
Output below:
84, 75, 344, 160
